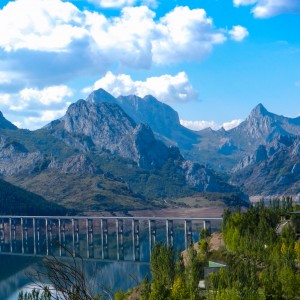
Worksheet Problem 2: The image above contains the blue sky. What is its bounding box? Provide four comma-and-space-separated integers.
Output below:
0, 0, 299, 130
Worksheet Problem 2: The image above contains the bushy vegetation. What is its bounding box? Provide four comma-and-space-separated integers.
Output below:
118, 241, 208, 300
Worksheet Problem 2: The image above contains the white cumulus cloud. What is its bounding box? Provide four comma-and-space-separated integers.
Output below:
88, 0, 158, 8
180, 120, 219, 131
83, 71, 198, 103
234, 0, 256, 5
0, 85, 72, 129
222, 119, 243, 130
152, 6, 227, 64
0, 1, 231, 89
0, 0, 85, 52
229, 25, 249, 42
23, 108, 68, 129
90, 0, 136, 8
233, 0, 300, 18
180, 119, 242, 131
20, 86, 73, 106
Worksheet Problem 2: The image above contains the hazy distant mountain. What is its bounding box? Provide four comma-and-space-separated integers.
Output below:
229, 103, 300, 149
186, 104, 300, 170
230, 135, 300, 197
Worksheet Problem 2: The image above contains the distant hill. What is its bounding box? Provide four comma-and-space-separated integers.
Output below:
0, 178, 67, 215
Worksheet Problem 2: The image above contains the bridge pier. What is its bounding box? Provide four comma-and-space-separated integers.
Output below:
21, 218, 24, 254
184, 220, 193, 249
86, 219, 94, 258
33, 218, 36, 255
36, 219, 41, 253
49, 220, 53, 253
0, 218, 5, 252
116, 219, 124, 261
166, 220, 174, 247
148, 220, 156, 256
9, 218, 12, 252
45, 219, 54, 255
203, 220, 211, 235
59, 219, 66, 256
24, 219, 29, 253
0, 219, 5, 241
132, 220, 140, 261
101, 219, 108, 259
72, 219, 76, 256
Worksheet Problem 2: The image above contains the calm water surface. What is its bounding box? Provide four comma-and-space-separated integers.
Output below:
0, 218, 221, 299
0, 254, 150, 299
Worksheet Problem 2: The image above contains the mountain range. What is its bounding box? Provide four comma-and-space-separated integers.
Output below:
1, 88, 299, 214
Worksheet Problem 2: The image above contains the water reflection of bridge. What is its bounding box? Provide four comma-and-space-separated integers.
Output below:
0, 216, 222, 262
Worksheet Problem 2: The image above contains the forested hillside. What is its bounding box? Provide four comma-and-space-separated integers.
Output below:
0, 178, 67, 215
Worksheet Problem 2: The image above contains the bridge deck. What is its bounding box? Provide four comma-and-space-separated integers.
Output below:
0, 216, 223, 220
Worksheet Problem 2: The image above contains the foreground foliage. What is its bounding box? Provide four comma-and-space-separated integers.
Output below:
132, 240, 208, 300
207, 197, 300, 300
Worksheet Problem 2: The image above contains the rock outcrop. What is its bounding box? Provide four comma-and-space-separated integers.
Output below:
231, 135, 300, 196
0, 138, 43, 176
87, 88, 198, 149
46, 99, 172, 169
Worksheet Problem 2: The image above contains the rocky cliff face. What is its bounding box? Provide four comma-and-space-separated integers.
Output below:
0, 137, 43, 176
117, 94, 181, 137
86, 88, 198, 149
49, 154, 99, 174
229, 104, 300, 148
44, 96, 240, 195
230, 135, 300, 196
46, 99, 172, 169
181, 160, 234, 193
189, 103, 300, 171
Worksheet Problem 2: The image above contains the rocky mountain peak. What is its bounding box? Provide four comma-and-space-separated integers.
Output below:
0, 111, 18, 130
83, 89, 198, 149
249, 103, 270, 118
228, 103, 280, 144
45, 99, 176, 169
86, 88, 117, 104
